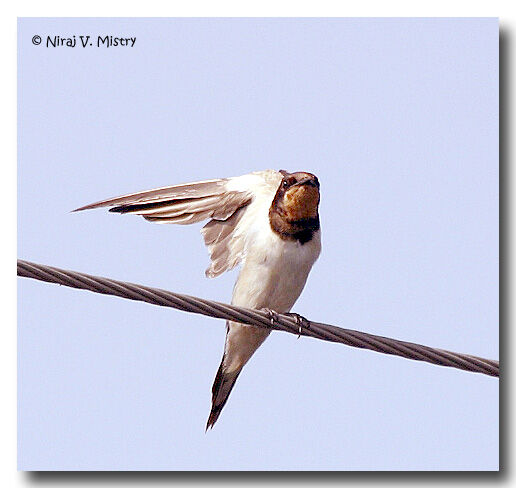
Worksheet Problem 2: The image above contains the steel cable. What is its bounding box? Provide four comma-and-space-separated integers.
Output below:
17, 259, 499, 378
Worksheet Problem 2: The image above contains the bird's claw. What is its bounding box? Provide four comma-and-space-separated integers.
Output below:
260, 309, 311, 337
285, 312, 311, 338
262, 308, 280, 327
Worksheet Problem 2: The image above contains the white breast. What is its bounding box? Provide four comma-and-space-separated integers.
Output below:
232, 225, 321, 312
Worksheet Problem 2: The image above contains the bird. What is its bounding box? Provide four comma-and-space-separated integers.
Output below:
74, 169, 321, 429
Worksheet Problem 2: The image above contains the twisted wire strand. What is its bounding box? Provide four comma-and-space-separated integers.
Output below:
17, 259, 499, 378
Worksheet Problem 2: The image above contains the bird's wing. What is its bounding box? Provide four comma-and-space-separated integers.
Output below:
73, 178, 247, 223
74, 170, 282, 277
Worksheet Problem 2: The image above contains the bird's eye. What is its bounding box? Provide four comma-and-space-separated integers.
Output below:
282, 180, 289, 188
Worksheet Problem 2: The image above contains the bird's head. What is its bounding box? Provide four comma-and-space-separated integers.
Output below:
272, 170, 320, 221
268, 170, 320, 244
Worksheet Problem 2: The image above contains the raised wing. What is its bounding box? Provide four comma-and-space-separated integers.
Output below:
73, 170, 282, 277
73, 179, 250, 223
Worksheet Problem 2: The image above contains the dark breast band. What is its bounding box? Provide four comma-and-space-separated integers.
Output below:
268, 213, 320, 244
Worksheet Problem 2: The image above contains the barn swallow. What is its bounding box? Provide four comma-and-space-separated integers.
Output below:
74, 169, 321, 429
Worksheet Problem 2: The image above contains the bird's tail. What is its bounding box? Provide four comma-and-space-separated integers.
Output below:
206, 360, 242, 430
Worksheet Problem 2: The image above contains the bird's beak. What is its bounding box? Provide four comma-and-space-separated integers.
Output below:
294, 177, 319, 189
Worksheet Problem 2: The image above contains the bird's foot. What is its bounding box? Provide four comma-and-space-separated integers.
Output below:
262, 308, 280, 327
285, 312, 311, 338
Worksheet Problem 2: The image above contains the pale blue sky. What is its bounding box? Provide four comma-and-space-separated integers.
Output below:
18, 18, 498, 470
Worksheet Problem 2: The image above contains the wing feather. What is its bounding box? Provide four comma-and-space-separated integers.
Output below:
74, 170, 282, 278
73, 179, 228, 212
144, 210, 214, 225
